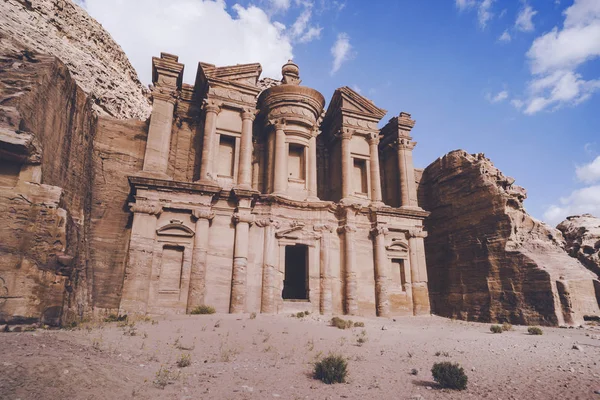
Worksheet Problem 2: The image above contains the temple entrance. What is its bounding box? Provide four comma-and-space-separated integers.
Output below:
282, 244, 309, 300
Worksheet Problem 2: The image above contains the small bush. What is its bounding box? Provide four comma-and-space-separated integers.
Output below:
353, 321, 365, 327
528, 326, 543, 335
249, 312, 257, 319
502, 322, 513, 331
331, 317, 353, 330
191, 305, 216, 315
490, 325, 503, 334
296, 311, 305, 318
314, 354, 348, 384
176, 353, 191, 368
431, 362, 468, 390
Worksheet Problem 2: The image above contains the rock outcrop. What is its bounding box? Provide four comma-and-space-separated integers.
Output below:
0, 0, 151, 120
418, 150, 600, 326
0, 35, 97, 325
558, 214, 600, 278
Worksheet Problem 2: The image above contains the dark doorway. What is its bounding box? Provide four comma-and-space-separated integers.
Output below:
282, 245, 309, 300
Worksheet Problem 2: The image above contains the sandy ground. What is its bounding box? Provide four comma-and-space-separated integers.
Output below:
1, 314, 600, 400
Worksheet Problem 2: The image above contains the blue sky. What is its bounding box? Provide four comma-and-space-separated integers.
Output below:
79, 0, 600, 225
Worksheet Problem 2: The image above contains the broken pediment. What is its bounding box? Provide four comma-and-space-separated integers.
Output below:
201, 63, 263, 87
156, 220, 195, 238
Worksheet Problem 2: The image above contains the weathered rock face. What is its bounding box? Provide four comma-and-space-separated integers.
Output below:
0, 35, 97, 325
0, 0, 151, 120
557, 214, 600, 278
419, 150, 600, 326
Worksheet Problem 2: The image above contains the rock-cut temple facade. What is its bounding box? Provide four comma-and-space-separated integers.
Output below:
119, 53, 431, 317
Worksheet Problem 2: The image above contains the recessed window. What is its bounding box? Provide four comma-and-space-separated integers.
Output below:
217, 135, 235, 178
288, 144, 305, 180
391, 258, 407, 290
352, 158, 368, 195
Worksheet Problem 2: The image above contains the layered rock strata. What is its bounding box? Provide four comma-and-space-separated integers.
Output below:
0, 0, 151, 120
419, 150, 600, 326
558, 214, 600, 278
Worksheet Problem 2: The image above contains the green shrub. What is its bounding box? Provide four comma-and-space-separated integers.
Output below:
490, 325, 503, 334
501, 322, 513, 331
191, 305, 216, 315
331, 317, 353, 330
528, 326, 543, 335
104, 314, 127, 323
314, 354, 348, 384
176, 353, 191, 368
353, 321, 365, 327
431, 362, 468, 390
296, 311, 305, 318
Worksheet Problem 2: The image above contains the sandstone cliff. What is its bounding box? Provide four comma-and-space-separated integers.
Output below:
0, 0, 151, 120
419, 150, 600, 326
557, 214, 600, 278
0, 35, 97, 325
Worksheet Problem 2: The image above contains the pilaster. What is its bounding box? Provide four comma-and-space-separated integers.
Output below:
406, 229, 430, 315
272, 121, 288, 194
230, 210, 254, 313
340, 129, 353, 200
367, 132, 383, 206
314, 224, 334, 314
237, 109, 256, 188
371, 225, 390, 317
257, 218, 281, 313
187, 208, 215, 313
198, 100, 221, 182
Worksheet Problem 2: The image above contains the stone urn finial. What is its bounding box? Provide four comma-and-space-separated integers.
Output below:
281, 60, 301, 85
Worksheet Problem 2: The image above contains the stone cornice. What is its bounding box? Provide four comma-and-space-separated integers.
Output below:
129, 176, 222, 196
129, 200, 162, 216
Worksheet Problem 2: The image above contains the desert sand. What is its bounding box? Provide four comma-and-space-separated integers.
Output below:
1, 314, 599, 400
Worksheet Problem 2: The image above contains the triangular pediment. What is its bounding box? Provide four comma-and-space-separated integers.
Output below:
338, 86, 387, 119
204, 63, 262, 86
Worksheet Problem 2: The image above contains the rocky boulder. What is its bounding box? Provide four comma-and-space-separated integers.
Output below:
557, 214, 600, 278
418, 150, 600, 326
0, 0, 151, 120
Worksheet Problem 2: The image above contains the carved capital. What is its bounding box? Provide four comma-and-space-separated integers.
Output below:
241, 108, 257, 121
152, 89, 177, 104
406, 229, 428, 239
233, 212, 254, 225
337, 225, 357, 234
339, 128, 353, 141
203, 99, 221, 115
256, 218, 281, 228
313, 224, 334, 233
367, 132, 380, 145
192, 209, 215, 221
397, 138, 415, 151
269, 119, 286, 131
129, 201, 162, 216
370, 226, 389, 239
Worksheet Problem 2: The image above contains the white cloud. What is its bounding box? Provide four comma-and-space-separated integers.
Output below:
498, 30, 511, 42
351, 84, 362, 94
543, 185, 600, 226
511, 98, 524, 109
515, 4, 538, 32
455, 0, 477, 10
331, 32, 353, 74
267, 0, 291, 14
485, 89, 509, 103
576, 156, 600, 184
287, 3, 323, 44
478, 0, 495, 29
79, 0, 295, 83
455, 0, 495, 29
299, 26, 323, 43
520, 0, 600, 114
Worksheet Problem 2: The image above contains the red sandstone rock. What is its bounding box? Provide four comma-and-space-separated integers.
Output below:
419, 150, 600, 326
0, 0, 151, 120
557, 214, 600, 278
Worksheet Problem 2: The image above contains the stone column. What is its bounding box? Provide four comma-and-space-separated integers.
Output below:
371, 226, 390, 317
120, 201, 162, 314
307, 132, 318, 199
199, 101, 220, 181
273, 122, 288, 194
142, 91, 176, 177
314, 224, 334, 315
368, 132, 383, 205
257, 218, 280, 314
230, 212, 254, 313
397, 138, 418, 208
407, 229, 430, 316
237, 109, 255, 188
186, 209, 214, 313
340, 129, 353, 199
338, 224, 358, 315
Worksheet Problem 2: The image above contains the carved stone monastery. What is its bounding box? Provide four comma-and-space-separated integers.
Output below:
121, 53, 429, 317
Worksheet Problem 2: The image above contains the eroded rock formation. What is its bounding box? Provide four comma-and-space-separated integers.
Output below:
558, 214, 600, 278
419, 150, 600, 326
0, 0, 151, 120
